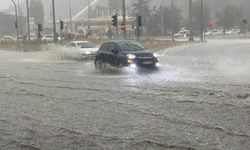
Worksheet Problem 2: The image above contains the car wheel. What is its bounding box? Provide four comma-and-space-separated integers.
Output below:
95, 60, 106, 73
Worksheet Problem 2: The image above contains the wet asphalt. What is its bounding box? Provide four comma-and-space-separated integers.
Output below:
0, 39, 250, 150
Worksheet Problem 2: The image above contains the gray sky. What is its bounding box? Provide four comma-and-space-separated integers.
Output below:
0, 0, 24, 11
0, 1, 11, 11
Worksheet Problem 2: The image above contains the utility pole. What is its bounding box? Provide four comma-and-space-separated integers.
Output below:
171, 0, 174, 41
115, 13, 119, 39
200, 0, 204, 41
189, 0, 193, 41
52, 0, 57, 43
11, 0, 19, 40
69, 0, 73, 32
122, 0, 126, 40
161, 0, 164, 37
26, 0, 30, 41
17, 0, 23, 35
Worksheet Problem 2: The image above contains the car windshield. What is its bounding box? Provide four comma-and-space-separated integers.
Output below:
118, 41, 146, 51
77, 42, 95, 48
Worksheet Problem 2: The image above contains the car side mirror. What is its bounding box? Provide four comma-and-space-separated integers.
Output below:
111, 49, 118, 54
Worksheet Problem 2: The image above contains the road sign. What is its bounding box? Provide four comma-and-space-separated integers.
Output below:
120, 22, 126, 31
208, 20, 213, 28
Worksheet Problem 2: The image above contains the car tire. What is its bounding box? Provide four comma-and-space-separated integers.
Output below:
95, 60, 106, 73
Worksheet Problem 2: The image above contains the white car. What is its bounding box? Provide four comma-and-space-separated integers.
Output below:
206, 29, 223, 36
226, 29, 240, 35
174, 29, 190, 38
41, 35, 62, 42
64, 41, 98, 58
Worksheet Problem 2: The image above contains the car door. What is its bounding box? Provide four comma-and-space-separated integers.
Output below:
104, 43, 119, 67
96, 43, 110, 62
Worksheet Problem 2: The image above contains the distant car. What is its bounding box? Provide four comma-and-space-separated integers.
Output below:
174, 29, 190, 38
94, 40, 159, 72
1, 35, 15, 41
41, 35, 54, 42
64, 41, 98, 58
41, 35, 62, 42
226, 29, 240, 35
206, 29, 223, 36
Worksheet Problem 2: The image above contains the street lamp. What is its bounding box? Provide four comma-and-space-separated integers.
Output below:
52, 0, 57, 43
10, 0, 19, 40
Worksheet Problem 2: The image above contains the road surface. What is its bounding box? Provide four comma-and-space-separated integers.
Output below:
0, 40, 250, 150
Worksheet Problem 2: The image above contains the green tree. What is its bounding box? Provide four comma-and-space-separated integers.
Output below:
145, 5, 182, 36
215, 4, 243, 29
131, 0, 151, 22
108, 0, 122, 11
131, 0, 151, 35
192, 1, 211, 31
30, 0, 44, 25
146, 7, 161, 36
164, 5, 182, 34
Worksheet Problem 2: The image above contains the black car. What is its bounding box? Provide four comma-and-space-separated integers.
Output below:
94, 40, 159, 71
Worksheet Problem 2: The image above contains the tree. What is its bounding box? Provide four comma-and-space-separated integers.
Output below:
131, 0, 151, 35
215, 4, 243, 29
165, 5, 183, 34
30, 0, 44, 25
192, 1, 211, 31
131, 0, 151, 22
144, 4, 182, 36
108, 0, 122, 12
146, 7, 161, 36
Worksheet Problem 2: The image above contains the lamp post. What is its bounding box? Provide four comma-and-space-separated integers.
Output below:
52, 0, 57, 43
11, 0, 19, 40
26, 0, 30, 41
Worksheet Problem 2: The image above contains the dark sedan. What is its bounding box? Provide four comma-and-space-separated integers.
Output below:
94, 40, 159, 72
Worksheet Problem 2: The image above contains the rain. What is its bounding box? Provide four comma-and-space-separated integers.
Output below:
0, 0, 250, 149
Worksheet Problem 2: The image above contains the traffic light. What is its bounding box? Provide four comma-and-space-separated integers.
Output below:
111, 15, 118, 27
38, 23, 43, 32
243, 19, 248, 25
60, 20, 64, 30
137, 15, 142, 27
37, 23, 43, 39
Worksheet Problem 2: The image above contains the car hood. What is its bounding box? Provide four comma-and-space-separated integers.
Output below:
80, 48, 98, 52
121, 50, 154, 57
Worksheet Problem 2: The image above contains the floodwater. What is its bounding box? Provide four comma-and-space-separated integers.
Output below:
0, 39, 250, 150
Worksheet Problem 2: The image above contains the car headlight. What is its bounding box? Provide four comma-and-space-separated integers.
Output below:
153, 53, 158, 58
127, 54, 136, 59
85, 51, 91, 55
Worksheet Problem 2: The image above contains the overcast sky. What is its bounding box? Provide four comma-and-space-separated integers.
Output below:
0, 0, 25, 11
0, 1, 11, 11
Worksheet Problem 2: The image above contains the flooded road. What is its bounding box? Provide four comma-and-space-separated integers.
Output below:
0, 40, 250, 150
